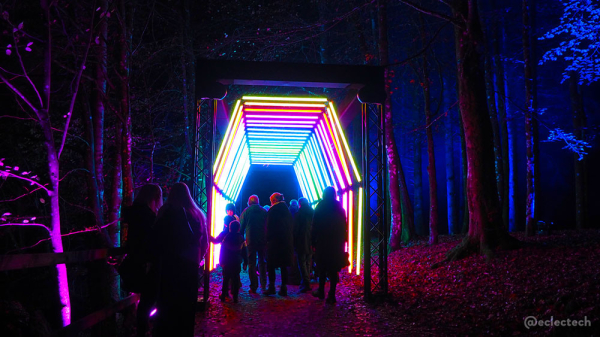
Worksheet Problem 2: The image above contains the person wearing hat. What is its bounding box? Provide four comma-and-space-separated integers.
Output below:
264, 192, 294, 296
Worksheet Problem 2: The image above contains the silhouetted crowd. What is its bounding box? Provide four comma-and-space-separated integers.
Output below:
122, 183, 348, 337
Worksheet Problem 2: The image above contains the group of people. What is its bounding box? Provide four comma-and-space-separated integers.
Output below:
122, 183, 347, 337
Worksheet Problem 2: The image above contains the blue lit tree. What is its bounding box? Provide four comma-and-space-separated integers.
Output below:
539, 0, 600, 85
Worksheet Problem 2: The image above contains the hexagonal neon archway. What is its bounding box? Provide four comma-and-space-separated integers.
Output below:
208, 96, 364, 275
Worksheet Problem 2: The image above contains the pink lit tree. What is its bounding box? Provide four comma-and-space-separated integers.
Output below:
0, 1, 97, 326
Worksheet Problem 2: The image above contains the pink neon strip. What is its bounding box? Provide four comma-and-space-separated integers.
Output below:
245, 120, 316, 124
316, 123, 344, 191
244, 108, 323, 113
324, 111, 352, 186
246, 123, 315, 128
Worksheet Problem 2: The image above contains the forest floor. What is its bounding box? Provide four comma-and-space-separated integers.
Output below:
191, 230, 600, 336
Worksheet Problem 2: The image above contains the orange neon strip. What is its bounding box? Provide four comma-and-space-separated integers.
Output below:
213, 101, 243, 173
348, 190, 353, 273
324, 112, 352, 186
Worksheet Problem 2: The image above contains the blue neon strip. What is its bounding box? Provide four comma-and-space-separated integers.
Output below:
309, 135, 333, 188
306, 138, 329, 194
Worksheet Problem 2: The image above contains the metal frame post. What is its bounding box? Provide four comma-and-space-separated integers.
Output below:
361, 102, 389, 300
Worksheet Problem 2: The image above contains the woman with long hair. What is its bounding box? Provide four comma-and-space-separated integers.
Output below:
122, 184, 163, 337
152, 182, 208, 336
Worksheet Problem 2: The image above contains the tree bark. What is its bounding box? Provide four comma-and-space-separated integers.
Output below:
414, 132, 424, 236
491, 0, 510, 231
569, 73, 588, 230
459, 113, 469, 234
40, 0, 71, 325
444, 80, 457, 235
378, 0, 411, 250
93, 0, 108, 220
120, 0, 134, 207
445, 0, 515, 261
420, 39, 438, 245
484, 52, 504, 214
523, 0, 539, 236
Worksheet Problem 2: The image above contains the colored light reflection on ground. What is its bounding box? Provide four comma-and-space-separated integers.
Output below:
208, 96, 363, 274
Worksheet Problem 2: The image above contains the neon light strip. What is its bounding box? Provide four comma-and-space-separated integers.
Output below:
305, 142, 327, 197
308, 136, 333, 188
231, 157, 250, 201
311, 134, 336, 190
303, 148, 324, 199
293, 164, 309, 201
325, 110, 352, 186
246, 120, 316, 125
245, 102, 326, 107
246, 123, 315, 128
243, 96, 328, 102
215, 123, 245, 188
214, 115, 244, 182
356, 187, 363, 275
245, 109, 323, 114
220, 136, 246, 195
223, 144, 248, 197
213, 100, 242, 173
348, 190, 353, 273
317, 121, 345, 190
298, 154, 318, 201
247, 128, 312, 133
209, 187, 217, 270
329, 102, 361, 183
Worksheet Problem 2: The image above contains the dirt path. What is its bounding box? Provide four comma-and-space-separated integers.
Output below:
193, 270, 433, 336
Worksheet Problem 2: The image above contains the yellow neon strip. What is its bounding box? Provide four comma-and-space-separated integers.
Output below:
243, 96, 328, 102
317, 122, 346, 190
348, 190, 353, 273
214, 115, 244, 184
329, 102, 362, 183
213, 101, 242, 172
324, 111, 352, 186
244, 102, 326, 108
244, 108, 323, 113
356, 187, 363, 275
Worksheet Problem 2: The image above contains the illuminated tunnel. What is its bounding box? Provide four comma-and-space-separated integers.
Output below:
208, 95, 364, 275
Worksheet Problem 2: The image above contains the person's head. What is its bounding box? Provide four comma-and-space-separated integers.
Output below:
229, 220, 241, 233
298, 197, 310, 209
248, 195, 259, 206
322, 186, 336, 202
134, 184, 163, 213
270, 192, 284, 206
226, 203, 236, 216
263, 205, 270, 211
289, 199, 298, 208
164, 182, 205, 222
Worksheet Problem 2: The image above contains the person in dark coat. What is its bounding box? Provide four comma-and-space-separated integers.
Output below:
122, 184, 162, 337
288, 199, 299, 216
294, 197, 314, 293
264, 192, 294, 296
152, 183, 208, 337
240, 195, 268, 293
211, 220, 248, 303
311, 186, 347, 304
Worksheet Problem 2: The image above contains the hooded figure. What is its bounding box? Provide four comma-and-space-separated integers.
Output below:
311, 186, 347, 304
264, 192, 294, 296
294, 197, 314, 292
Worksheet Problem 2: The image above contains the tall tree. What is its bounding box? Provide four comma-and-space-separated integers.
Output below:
378, 0, 414, 251
522, 0, 539, 236
569, 73, 588, 229
120, 0, 134, 208
444, 79, 458, 235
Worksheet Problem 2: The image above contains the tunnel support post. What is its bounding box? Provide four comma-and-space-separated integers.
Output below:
192, 99, 217, 309
362, 102, 389, 301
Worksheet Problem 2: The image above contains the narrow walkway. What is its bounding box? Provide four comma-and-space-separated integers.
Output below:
193, 268, 429, 336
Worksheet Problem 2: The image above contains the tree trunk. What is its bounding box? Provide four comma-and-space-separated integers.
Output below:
444, 80, 457, 235
421, 49, 438, 245
94, 0, 108, 221
506, 78, 518, 232
446, 0, 515, 261
120, 0, 134, 207
459, 106, 469, 234
523, 0, 539, 236
40, 0, 71, 325
492, 0, 510, 231
570, 73, 588, 230
378, 0, 410, 251
414, 133, 424, 236
484, 52, 504, 213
